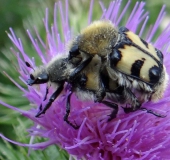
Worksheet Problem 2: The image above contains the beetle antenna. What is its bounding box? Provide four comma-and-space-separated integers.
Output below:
25, 61, 35, 71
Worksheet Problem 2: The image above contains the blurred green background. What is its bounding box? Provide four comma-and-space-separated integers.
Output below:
0, 0, 169, 159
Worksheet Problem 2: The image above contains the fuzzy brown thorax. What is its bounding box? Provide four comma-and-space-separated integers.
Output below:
76, 20, 118, 57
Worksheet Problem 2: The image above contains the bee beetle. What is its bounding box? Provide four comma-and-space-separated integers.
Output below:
68, 20, 168, 112
26, 55, 84, 129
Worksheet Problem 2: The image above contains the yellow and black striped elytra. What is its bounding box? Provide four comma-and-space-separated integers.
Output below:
68, 20, 168, 109
107, 26, 168, 103
110, 26, 163, 85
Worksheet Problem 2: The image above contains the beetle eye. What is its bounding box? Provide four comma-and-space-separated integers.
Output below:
35, 73, 49, 84
30, 74, 35, 80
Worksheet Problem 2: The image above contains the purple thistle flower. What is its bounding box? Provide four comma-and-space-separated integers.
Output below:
1, 0, 170, 159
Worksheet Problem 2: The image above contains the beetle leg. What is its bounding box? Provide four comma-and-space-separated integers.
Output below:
64, 92, 80, 129
94, 72, 106, 102
122, 89, 166, 118
140, 108, 166, 118
69, 57, 93, 82
35, 82, 64, 117
123, 88, 141, 113
102, 100, 118, 121
43, 85, 49, 101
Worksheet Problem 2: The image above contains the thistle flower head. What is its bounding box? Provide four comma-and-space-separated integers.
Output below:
1, 1, 170, 159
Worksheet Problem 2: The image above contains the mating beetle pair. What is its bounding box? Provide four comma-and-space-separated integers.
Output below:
27, 20, 168, 129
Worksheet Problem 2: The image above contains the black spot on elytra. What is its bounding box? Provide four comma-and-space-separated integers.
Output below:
124, 36, 132, 46
119, 26, 129, 33
116, 27, 132, 47
110, 49, 122, 68
116, 42, 125, 49
116, 37, 132, 49
131, 60, 144, 77
149, 65, 161, 84
155, 48, 163, 63
140, 38, 148, 48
